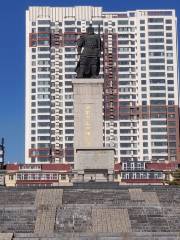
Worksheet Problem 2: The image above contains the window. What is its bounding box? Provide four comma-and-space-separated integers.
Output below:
148, 18, 163, 23
140, 26, 145, 31
149, 59, 164, 64
38, 40, 49, 46
141, 53, 146, 58
38, 47, 50, 51
148, 11, 172, 16
168, 93, 174, 98
38, 122, 50, 127
150, 79, 165, 84
149, 45, 164, 50
143, 149, 148, 154
148, 25, 164, 30
166, 26, 172, 31
38, 74, 50, 79
168, 121, 176, 126
150, 93, 166, 98
151, 120, 166, 125
152, 149, 168, 154
38, 20, 50, 25
38, 108, 50, 113
141, 46, 146, 51
150, 100, 166, 105
38, 101, 50, 106
166, 32, 172, 37
150, 72, 165, 77
167, 53, 173, 57
38, 60, 50, 65
166, 39, 173, 44
9, 175, 14, 180
167, 59, 173, 64
64, 28, 76, 32
166, 19, 172, 24
143, 142, 148, 147
149, 32, 164, 36
143, 135, 148, 140
149, 52, 164, 57
61, 174, 66, 180
143, 128, 148, 133
65, 21, 75, 25
118, 20, 128, 25
38, 136, 50, 141
167, 46, 173, 51
38, 115, 50, 120
151, 135, 167, 140
150, 86, 165, 91
149, 38, 164, 43
151, 127, 167, 132
38, 129, 50, 134
168, 100, 174, 105
38, 54, 50, 59
140, 20, 145, 24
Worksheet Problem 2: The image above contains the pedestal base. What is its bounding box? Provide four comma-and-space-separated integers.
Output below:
73, 148, 115, 182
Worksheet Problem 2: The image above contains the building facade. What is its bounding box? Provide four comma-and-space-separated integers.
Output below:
5, 163, 72, 187
25, 7, 179, 176
2, 162, 178, 186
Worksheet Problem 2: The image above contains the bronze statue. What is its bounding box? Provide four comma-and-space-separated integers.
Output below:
75, 24, 101, 78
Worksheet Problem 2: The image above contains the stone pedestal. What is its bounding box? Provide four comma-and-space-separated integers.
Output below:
75, 148, 114, 171
72, 78, 104, 149
72, 78, 114, 182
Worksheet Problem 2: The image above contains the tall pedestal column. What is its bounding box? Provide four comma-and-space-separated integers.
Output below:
72, 78, 114, 182
72, 78, 104, 150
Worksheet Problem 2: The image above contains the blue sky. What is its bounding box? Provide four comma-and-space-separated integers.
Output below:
0, 0, 179, 163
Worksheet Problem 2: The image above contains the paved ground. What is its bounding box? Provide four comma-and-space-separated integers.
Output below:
0, 185, 179, 239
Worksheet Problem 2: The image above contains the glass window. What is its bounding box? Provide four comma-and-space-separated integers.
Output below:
38, 20, 50, 25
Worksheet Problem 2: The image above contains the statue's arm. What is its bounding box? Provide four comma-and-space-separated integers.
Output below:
97, 36, 102, 57
77, 35, 84, 55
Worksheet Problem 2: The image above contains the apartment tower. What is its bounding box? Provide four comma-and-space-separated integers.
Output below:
25, 6, 179, 178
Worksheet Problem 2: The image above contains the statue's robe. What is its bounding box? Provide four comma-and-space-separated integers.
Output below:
75, 33, 101, 78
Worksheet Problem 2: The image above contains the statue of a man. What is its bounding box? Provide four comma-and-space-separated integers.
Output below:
75, 24, 101, 78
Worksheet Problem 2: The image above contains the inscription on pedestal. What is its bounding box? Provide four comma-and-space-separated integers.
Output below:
72, 78, 104, 149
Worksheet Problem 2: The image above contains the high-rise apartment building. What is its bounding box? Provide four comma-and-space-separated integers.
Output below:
25, 7, 179, 175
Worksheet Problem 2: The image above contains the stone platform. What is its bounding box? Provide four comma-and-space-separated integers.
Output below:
0, 185, 180, 239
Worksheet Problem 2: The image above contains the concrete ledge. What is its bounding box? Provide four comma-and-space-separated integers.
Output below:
72, 78, 104, 84
76, 148, 116, 153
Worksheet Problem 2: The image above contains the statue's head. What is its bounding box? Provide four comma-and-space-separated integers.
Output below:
86, 24, 94, 35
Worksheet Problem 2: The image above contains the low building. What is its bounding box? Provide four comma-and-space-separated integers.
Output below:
2, 161, 179, 187
5, 163, 72, 187
114, 161, 179, 185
